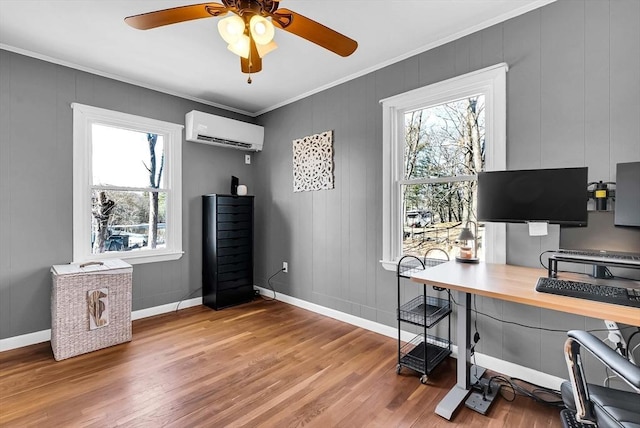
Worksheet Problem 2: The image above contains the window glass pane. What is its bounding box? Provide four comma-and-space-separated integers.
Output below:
402, 182, 483, 261
92, 124, 165, 189
404, 95, 485, 180
91, 189, 166, 254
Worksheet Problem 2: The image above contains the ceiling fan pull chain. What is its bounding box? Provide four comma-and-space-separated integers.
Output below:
247, 49, 253, 84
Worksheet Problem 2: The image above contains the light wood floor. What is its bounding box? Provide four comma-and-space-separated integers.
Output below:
0, 299, 563, 427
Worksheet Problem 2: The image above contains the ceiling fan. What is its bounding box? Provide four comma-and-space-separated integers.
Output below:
125, 1, 358, 83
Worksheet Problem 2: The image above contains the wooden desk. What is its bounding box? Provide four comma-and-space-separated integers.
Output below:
412, 261, 639, 325
411, 261, 640, 420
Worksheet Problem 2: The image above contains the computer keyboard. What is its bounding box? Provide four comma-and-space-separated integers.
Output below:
536, 277, 640, 308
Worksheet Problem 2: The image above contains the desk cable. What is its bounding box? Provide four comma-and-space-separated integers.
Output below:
539, 249, 615, 278
486, 375, 564, 407
175, 287, 203, 312
447, 291, 636, 334
260, 267, 284, 301
444, 291, 640, 405
444, 292, 565, 406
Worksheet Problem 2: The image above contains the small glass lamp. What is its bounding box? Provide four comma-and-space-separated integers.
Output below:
456, 220, 479, 263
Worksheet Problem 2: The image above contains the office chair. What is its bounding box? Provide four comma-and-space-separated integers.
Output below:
561, 330, 640, 428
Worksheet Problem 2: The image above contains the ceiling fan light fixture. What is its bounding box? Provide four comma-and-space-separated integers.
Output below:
256, 40, 278, 58
125, 2, 359, 76
218, 15, 245, 44
227, 34, 251, 58
249, 15, 275, 45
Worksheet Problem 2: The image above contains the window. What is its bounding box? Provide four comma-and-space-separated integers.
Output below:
381, 64, 508, 270
72, 103, 183, 264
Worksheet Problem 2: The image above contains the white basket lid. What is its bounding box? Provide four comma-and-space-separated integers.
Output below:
51, 259, 132, 276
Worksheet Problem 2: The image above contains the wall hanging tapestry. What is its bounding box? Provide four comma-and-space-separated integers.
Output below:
292, 130, 334, 192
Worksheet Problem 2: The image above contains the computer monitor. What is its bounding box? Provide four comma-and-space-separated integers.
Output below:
614, 161, 640, 227
561, 211, 640, 254
560, 210, 640, 280
477, 167, 588, 226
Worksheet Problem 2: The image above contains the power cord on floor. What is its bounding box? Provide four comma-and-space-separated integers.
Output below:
260, 267, 284, 301
443, 270, 636, 408
175, 287, 202, 312
460, 291, 564, 407
488, 375, 564, 407
447, 289, 636, 407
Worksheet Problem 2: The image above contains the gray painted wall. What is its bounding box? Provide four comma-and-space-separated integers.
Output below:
0, 50, 256, 339
254, 0, 640, 380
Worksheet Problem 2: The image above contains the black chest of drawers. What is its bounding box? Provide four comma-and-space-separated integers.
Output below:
202, 194, 254, 310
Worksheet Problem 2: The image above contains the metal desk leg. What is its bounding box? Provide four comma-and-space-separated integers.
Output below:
435, 290, 472, 420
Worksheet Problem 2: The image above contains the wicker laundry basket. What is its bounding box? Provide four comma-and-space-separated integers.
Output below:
51, 259, 132, 361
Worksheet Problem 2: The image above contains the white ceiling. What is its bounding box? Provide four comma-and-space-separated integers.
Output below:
0, 0, 554, 116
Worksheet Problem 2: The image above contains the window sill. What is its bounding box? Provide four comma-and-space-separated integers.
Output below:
75, 250, 184, 266
380, 259, 399, 272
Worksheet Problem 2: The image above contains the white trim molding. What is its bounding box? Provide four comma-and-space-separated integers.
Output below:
380, 63, 508, 270
71, 103, 184, 265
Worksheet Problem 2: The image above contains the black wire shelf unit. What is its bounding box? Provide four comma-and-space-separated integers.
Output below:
396, 251, 452, 384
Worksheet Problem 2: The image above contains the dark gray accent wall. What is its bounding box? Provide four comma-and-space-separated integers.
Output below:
254, 0, 640, 379
0, 50, 256, 339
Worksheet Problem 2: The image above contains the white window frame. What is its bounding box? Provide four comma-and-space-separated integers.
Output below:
72, 103, 184, 265
380, 63, 508, 271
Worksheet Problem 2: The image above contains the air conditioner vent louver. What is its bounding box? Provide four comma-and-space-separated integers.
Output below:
196, 135, 253, 149
185, 110, 264, 152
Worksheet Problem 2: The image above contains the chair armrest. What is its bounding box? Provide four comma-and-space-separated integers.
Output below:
568, 330, 640, 390
564, 329, 640, 424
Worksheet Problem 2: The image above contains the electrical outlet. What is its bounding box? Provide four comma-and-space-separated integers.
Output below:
282, 261, 288, 273
605, 320, 623, 341
604, 320, 630, 360
604, 320, 619, 330
245, 154, 251, 164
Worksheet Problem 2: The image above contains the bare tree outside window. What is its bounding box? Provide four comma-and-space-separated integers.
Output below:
92, 191, 115, 253
402, 96, 485, 259
90, 125, 166, 255
144, 133, 164, 249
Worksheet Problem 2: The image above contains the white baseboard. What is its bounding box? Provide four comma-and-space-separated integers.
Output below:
130, 297, 201, 321
255, 286, 565, 391
0, 329, 53, 353
0, 297, 202, 352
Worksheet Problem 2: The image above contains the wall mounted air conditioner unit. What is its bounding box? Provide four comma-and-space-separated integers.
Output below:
185, 110, 264, 151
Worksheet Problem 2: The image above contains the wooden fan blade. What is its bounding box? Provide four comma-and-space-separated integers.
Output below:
272, 8, 357, 57
240, 39, 263, 74
125, 3, 228, 30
